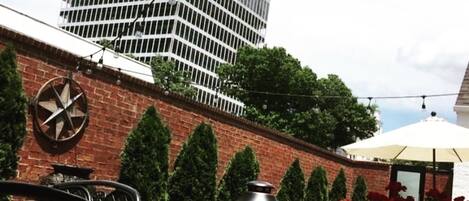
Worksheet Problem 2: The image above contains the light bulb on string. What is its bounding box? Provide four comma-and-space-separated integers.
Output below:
86, 68, 93, 75
96, 47, 105, 70
116, 68, 122, 85
367, 97, 373, 111
421, 95, 427, 110
97, 57, 104, 69
213, 94, 219, 106
134, 21, 144, 38
113, 40, 122, 59
75, 61, 82, 75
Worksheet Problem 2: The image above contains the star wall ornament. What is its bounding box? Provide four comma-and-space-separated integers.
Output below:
33, 76, 89, 143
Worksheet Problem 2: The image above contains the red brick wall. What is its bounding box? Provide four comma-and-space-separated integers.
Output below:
424, 171, 452, 194
0, 28, 448, 198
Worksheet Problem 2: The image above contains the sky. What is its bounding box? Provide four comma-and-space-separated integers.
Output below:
1, 0, 468, 132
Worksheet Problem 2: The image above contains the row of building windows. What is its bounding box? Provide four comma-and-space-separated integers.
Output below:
130, 53, 220, 93
195, 88, 243, 115
65, 0, 269, 24
131, 56, 242, 115
61, 3, 175, 23
173, 60, 220, 89
61, 1, 264, 50
62, 22, 230, 74
182, 1, 262, 45
62, 18, 175, 39
221, 0, 267, 29
175, 21, 236, 63
118, 37, 172, 54
237, 0, 270, 20
68, 0, 146, 7
172, 39, 222, 73
187, 0, 266, 33
178, 3, 248, 51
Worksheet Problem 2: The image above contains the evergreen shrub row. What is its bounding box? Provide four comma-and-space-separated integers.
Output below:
119, 106, 260, 201
277, 160, 368, 201
0, 45, 27, 201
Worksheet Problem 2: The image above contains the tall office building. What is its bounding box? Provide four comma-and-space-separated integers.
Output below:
58, 0, 270, 115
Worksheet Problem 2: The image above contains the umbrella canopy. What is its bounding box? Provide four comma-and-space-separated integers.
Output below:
342, 113, 469, 162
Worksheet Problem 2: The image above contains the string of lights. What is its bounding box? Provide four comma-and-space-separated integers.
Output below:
70, 0, 460, 111
75, 0, 156, 72
103, 65, 461, 104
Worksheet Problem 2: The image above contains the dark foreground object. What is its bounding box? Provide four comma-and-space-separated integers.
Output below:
237, 180, 277, 201
0, 180, 140, 201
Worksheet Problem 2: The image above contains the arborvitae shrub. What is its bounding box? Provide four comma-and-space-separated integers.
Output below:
352, 176, 368, 201
0, 45, 27, 182
119, 106, 171, 201
217, 146, 260, 201
305, 166, 328, 201
169, 123, 217, 201
0, 45, 27, 201
276, 159, 305, 201
330, 168, 347, 201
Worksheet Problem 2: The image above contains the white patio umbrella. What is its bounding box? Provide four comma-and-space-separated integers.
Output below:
342, 112, 469, 189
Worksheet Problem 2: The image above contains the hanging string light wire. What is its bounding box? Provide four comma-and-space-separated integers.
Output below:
71, 0, 461, 108
76, 0, 156, 70
103, 65, 461, 102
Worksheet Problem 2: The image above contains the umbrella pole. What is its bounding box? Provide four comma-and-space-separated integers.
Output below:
433, 148, 436, 190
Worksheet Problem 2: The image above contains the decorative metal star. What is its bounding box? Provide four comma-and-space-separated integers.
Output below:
37, 80, 86, 140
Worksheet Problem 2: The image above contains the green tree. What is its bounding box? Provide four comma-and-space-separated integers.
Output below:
329, 168, 347, 201
318, 75, 377, 148
217, 146, 260, 201
150, 57, 196, 98
169, 123, 218, 201
119, 106, 171, 201
352, 176, 367, 201
217, 46, 377, 148
276, 159, 305, 201
305, 166, 328, 201
97, 39, 114, 49
0, 45, 27, 201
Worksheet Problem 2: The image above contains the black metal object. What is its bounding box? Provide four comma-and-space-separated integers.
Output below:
54, 180, 140, 201
0, 180, 140, 201
433, 148, 436, 190
236, 180, 277, 201
52, 164, 94, 179
0, 180, 87, 201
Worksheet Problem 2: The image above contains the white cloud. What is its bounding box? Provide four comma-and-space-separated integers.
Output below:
265, 0, 469, 127
0, 0, 61, 26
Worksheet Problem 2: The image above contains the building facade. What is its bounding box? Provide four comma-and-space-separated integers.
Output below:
58, 0, 271, 115
453, 62, 469, 198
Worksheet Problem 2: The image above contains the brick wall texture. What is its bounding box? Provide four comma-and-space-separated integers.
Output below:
0, 27, 449, 198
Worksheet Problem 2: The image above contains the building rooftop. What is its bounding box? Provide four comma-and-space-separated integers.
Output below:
456, 62, 469, 106
0, 4, 153, 83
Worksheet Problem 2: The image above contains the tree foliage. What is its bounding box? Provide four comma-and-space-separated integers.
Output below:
276, 159, 305, 201
97, 39, 114, 49
169, 123, 218, 201
0, 45, 27, 201
150, 57, 196, 98
119, 106, 171, 201
217, 46, 377, 148
330, 168, 347, 201
0, 45, 27, 180
217, 146, 260, 201
305, 166, 328, 201
352, 176, 368, 201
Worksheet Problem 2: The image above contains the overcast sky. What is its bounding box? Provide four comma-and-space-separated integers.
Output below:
2, 0, 468, 132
